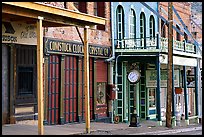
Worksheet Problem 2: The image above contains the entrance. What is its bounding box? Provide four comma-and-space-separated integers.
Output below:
15, 45, 37, 120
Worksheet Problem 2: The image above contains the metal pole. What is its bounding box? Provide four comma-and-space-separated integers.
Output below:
183, 66, 189, 125
84, 26, 90, 133
156, 55, 161, 126
37, 16, 44, 135
166, 2, 173, 128
172, 65, 176, 126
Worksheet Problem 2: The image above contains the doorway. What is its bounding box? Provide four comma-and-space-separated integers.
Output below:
15, 45, 37, 121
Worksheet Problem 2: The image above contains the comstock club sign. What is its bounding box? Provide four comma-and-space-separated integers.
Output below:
44, 37, 112, 58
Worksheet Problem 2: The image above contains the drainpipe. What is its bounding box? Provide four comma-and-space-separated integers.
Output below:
105, 2, 115, 123
106, 2, 115, 62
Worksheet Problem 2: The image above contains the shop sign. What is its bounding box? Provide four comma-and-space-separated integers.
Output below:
2, 22, 37, 45
146, 70, 180, 87
44, 37, 112, 58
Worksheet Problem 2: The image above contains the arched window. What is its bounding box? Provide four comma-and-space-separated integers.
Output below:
129, 9, 136, 48
161, 20, 166, 38
116, 5, 124, 48
140, 12, 146, 48
184, 26, 188, 41
149, 15, 155, 39
176, 25, 181, 41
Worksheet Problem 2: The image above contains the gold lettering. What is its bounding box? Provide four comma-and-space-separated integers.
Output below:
104, 48, 108, 56
58, 42, 62, 51
99, 48, 103, 56
50, 41, 53, 50
73, 44, 77, 53
89, 46, 94, 55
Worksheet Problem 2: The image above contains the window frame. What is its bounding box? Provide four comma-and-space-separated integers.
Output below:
149, 15, 155, 39
116, 5, 124, 48
140, 12, 146, 48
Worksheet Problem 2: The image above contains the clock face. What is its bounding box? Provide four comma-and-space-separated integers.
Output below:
128, 70, 140, 83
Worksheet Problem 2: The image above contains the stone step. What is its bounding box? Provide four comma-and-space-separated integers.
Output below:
15, 106, 38, 121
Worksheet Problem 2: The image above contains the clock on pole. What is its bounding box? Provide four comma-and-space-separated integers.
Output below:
128, 70, 141, 84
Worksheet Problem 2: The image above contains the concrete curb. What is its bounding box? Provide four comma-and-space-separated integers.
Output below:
130, 126, 202, 135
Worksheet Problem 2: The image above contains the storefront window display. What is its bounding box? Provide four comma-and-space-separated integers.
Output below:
149, 88, 156, 107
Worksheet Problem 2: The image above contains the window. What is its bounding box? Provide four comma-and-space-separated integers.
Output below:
73, 2, 87, 13
95, 2, 105, 30
176, 25, 181, 41
129, 9, 136, 48
184, 26, 188, 41
161, 20, 166, 37
149, 88, 156, 107
116, 5, 124, 48
149, 15, 155, 39
73, 2, 79, 9
94, 2, 97, 16
18, 67, 34, 95
64, 2, 67, 9
140, 12, 146, 48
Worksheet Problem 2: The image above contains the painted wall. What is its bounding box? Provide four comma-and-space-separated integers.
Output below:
112, 2, 159, 40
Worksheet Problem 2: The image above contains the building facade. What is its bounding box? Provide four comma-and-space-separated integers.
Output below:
2, 2, 112, 125
2, 2, 201, 126
110, 2, 160, 123
42, 2, 112, 125
110, 2, 201, 126
158, 2, 202, 125
191, 2, 202, 120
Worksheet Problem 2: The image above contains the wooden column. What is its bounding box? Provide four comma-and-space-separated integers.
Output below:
60, 55, 65, 124
84, 26, 90, 133
43, 54, 49, 125
166, 2, 173, 128
9, 45, 16, 124
37, 16, 44, 135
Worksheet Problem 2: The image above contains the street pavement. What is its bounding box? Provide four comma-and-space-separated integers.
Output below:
2, 119, 202, 135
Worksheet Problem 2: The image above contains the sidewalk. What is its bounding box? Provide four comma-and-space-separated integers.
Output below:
2, 119, 202, 135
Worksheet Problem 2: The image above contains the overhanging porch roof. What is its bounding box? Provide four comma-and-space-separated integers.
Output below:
2, 2, 106, 27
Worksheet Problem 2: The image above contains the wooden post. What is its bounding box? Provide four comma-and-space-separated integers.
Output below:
166, 2, 173, 128
37, 16, 44, 135
9, 45, 16, 124
84, 26, 90, 133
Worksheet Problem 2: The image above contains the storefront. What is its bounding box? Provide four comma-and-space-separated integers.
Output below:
2, 2, 106, 130
43, 37, 111, 124
2, 21, 38, 123
113, 51, 200, 125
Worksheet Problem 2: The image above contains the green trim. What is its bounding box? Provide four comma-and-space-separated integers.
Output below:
122, 62, 128, 122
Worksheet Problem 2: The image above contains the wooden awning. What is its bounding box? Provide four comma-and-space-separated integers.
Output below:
2, 2, 106, 27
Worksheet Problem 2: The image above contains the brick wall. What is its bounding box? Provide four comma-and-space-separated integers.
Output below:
42, 2, 111, 47
159, 2, 192, 41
